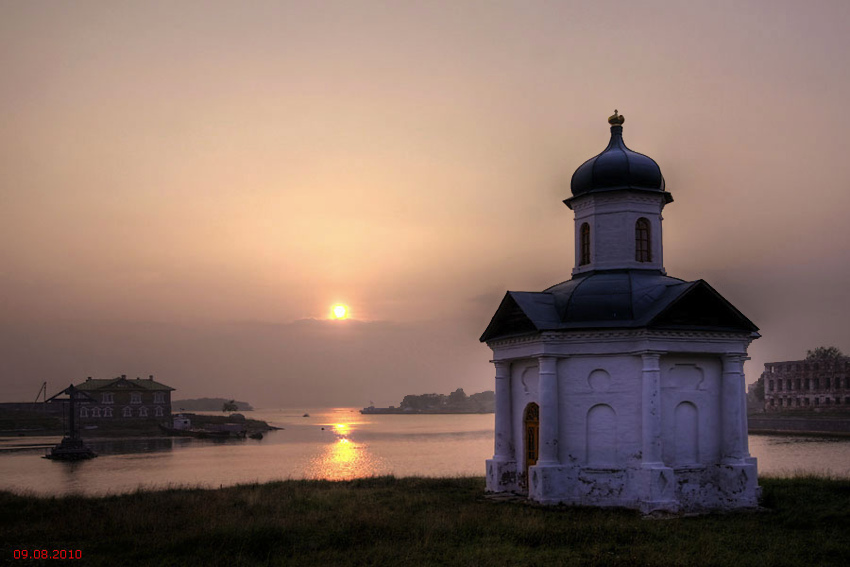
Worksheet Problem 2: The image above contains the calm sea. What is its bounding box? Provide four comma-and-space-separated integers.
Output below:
1, 407, 849, 496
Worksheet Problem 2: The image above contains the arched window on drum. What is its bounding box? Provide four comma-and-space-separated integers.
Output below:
635, 218, 651, 262
580, 223, 591, 266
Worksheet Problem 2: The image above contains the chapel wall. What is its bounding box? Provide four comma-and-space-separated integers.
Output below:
659, 355, 722, 467
556, 355, 642, 467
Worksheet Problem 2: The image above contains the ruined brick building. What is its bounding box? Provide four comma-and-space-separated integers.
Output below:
763, 358, 850, 411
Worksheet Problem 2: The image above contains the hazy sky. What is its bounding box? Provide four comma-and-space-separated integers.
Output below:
2, 0, 849, 406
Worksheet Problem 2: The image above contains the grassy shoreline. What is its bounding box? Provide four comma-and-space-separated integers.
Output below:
2, 475, 849, 566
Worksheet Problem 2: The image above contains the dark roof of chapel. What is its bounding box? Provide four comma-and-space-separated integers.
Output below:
480, 270, 759, 342
569, 124, 672, 204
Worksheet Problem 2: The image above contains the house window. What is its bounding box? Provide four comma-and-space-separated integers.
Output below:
92, 407, 101, 418
579, 223, 590, 266
635, 218, 651, 262
139, 407, 149, 417
122, 406, 132, 417
130, 392, 142, 404
80, 406, 89, 418
102, 393, 114, 404
155, 406, 164, 417
154, 393, 165, 404
104, 407, 113, 418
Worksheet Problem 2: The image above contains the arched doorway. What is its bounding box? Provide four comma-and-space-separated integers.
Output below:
523, 402, 539, 490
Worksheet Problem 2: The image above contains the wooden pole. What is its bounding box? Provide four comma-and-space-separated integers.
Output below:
68, 384, 77, 440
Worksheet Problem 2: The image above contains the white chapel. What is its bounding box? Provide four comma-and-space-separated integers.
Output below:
480, 111, 761, 513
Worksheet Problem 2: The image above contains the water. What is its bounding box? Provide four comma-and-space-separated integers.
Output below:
1, 407, 848, 496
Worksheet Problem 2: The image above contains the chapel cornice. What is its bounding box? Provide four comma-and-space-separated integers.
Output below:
487, 328, 755, 349
572, 191, 669, 208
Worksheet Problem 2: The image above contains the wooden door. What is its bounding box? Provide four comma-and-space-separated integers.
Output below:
523, 403, 539, 489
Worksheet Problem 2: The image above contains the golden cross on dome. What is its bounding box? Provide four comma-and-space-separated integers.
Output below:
608, 109, 625, 125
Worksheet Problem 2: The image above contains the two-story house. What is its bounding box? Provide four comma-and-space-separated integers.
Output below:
75, 375, 174, 422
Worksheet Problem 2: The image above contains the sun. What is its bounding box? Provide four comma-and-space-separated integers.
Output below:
331, 304, 348, 320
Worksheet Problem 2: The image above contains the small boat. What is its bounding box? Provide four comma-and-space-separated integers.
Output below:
249, 432, 264, 440
302, 413, 310, 417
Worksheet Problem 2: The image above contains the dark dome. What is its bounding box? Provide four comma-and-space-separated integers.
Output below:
544, 270, 686, 323
570, 124, 668, 198
479, 268, 760, 342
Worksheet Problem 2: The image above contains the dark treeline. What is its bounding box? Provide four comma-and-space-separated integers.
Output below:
398, 389, 494, 413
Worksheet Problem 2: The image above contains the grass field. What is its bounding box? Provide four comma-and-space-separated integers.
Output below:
2, 475, 849, 566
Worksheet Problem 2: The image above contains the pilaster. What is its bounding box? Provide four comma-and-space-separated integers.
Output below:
721, 354, 747, 463
486, 360, 517, 493
492, 360, 513, 462
638, 351, 676, 511
640, 352, 663, 465
536, 356, 559, 465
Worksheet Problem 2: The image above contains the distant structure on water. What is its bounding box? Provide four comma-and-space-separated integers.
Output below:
74, 375, 174, 424
44, 384, 98, 460
480, 111, 761, 513
762, 358, 850, 411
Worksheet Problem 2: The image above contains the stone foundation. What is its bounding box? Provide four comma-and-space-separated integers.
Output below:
485, 459, 518, 493
489, 460, 760, 514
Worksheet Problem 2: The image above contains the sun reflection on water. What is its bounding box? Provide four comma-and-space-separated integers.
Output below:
309, 419, 380, 480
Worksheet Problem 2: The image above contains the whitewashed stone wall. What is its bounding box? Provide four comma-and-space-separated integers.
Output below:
485, 331, 760, 513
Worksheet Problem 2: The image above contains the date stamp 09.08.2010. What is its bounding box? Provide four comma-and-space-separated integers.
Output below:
13, 549, 82, 560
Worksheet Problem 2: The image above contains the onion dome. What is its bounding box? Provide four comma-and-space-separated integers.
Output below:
569, 110, 670, 202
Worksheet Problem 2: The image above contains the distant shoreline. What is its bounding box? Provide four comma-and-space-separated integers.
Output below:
172, 398, 254, 411
747, 412, 850, 437
362, 389, 495, 415
360, 407, 493, 415
0, 409, 274, 437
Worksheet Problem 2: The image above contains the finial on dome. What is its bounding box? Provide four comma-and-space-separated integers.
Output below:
608, 109, 625, 126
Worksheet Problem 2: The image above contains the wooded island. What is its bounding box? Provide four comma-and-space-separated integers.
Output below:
361, 389, 494, 414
